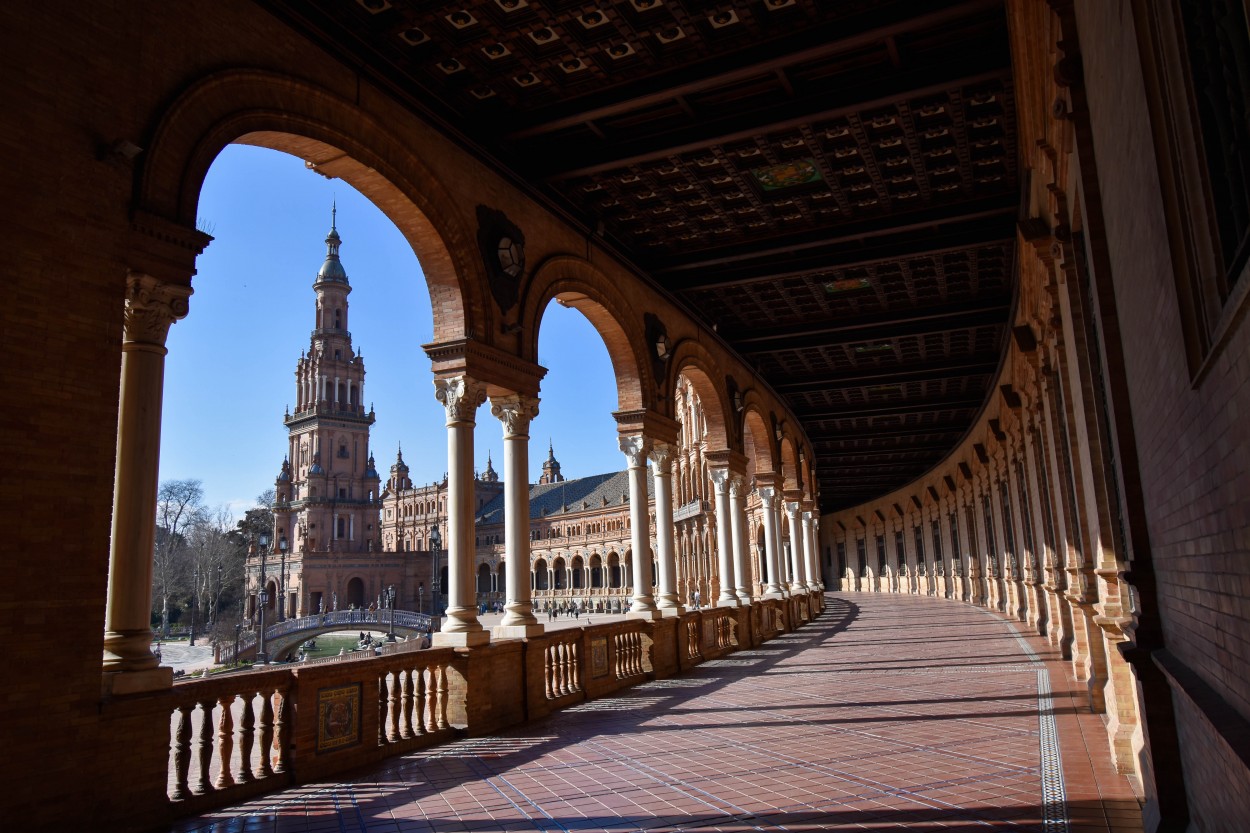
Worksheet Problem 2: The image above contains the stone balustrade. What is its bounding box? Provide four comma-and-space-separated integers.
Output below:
149, 592, 824, 826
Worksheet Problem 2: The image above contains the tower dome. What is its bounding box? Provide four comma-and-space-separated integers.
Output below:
316, 203, 349, 284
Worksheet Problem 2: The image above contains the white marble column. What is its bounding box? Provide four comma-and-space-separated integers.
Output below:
803, 511, 822, 591
772, 491, 791, 596
103, 274, 191, 694
757, 485, 784, 599
729, 475, 753, 604
620, 435, 661, 619
433, 376, 489, 647
709, 469, 739, 606
491, 394, 544, 639
785, 501, 808, 592
649, 443, 684, 616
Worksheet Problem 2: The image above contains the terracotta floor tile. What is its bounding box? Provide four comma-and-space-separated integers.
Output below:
173, 595, 1142, 833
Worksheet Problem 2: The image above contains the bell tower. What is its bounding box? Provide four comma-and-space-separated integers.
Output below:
274, 206, 381, 558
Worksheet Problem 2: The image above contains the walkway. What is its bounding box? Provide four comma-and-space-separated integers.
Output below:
173, 594, 1141, 832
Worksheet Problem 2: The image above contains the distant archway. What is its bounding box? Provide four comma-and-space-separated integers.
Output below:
346, 577, 365, 609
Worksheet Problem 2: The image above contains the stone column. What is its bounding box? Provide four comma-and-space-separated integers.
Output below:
757, 484, 785, 599
433, 376, 489, 647
803, 509, 821, 591
785, 501, 808, 592
772, 491, 791, 595
649, 443, 684, 616
490, 394, 544, 639
620, 435, 660, 619
729, 474, 753, 604
709, 469, 739, 606
102, 274, 191, 694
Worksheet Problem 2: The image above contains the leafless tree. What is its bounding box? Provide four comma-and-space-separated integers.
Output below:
186, 505, 242, 642
153, 479, 205, 638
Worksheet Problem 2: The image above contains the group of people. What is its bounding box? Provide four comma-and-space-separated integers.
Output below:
547, 604, 582, 621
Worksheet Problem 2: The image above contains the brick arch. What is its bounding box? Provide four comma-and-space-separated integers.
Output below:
740, 393, 778, 476
670, 348, 731, 453
135, 68, 482, 343
521, 255, 650, 412
779, 434, 802, 493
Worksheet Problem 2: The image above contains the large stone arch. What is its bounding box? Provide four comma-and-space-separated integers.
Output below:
521, 255, 651, 412
779, 435, 802, 493
135, 68, 482, 342
740, 392, 779, 477
669, 341, 732, 453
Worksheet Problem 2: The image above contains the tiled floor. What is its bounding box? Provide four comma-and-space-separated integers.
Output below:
173, 594, 1142, 832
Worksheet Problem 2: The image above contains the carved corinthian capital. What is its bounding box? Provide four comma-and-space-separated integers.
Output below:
728, 473, 746, 497
490, 394, 540, 438
434, 376, 487, 425
123, 272, 192, 347
618, 434, 650, 468
647, 442, 674, 471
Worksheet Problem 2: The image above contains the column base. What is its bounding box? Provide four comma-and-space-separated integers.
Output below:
627, 609, 663, 621
102, 666, 173, 697
433, 630, 491, 648
717, 597, 741, 608
658, 604, 686, 618
762, 589, 785, 600
493, 623, 545, 640
735, 592, 753, 605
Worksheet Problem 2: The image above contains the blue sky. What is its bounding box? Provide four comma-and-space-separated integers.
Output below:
159, 144, 623, 517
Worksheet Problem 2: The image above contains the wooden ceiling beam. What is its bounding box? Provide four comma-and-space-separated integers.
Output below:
773, 358, 1001, 394
539, 64, 1009, 180
796, 395, 984, 419
734, 302, 1007, 353
506, 0, 1004, 141
655, 197, 1015, 275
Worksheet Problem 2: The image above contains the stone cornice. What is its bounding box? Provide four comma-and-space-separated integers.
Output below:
423, 338, 547, 398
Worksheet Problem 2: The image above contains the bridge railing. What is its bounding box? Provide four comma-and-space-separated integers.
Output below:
218, 609, 435, 664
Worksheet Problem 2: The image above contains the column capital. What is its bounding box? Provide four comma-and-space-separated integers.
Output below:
618, 434, 651, 467
784, 500, 802, 519
708, 466, 730, 491
434, 376, 487, 426
123, 272, 192, 347
757, 484, 778, 501
489, 393, 540, 438
647, 441, 675, 469
728, 472, 747, 497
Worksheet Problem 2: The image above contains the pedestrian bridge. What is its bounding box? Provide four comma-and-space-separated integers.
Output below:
218, 608, 436, 664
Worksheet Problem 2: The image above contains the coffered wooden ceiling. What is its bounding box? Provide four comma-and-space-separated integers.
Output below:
258, 0, 1018, 512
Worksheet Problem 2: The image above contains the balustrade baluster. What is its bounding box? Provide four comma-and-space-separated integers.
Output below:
195, 699, 214, 794
388, 672, 401, 742
558, 643, 569, 696
170, 705, 192, 800
570, 642, 580, 691
401, 669, 415, 739
272, 688, 289, 774
415, 667, 429, 735
435, 665, 449, 730
544, 647, 554, 700
214, 695, 235, 790
257, 690, 274, 778
236, 693, 256, 783
378, 674, 388, 744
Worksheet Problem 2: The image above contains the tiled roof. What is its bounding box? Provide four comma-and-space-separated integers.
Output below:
475, 470, 654, 526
